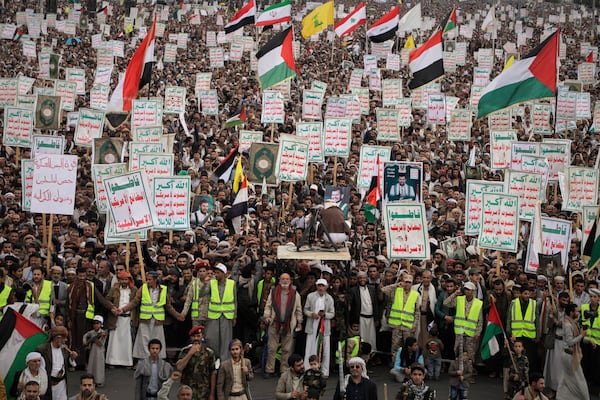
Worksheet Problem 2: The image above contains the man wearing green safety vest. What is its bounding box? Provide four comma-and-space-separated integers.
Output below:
381, 272, 421, 362
580, 287, 600, 387
120, 270, 181, 360
25, 266, 53, 328
443, 281, 483, 382
256, 266, 276, 315
0, 269, 11, 320
203, 263, 237, 361
181, 260, 211, 327
507, 286, 541, 373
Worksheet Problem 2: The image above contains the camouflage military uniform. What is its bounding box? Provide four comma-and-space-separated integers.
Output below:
508, 353, 529, 398
178, 344, 217, 400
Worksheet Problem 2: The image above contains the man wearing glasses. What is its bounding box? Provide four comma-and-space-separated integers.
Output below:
333, 357, 377, 400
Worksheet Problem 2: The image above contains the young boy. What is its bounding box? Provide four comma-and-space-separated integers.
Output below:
82, 315, 107, 387
390, 336, 424, 383
448, 352, 473, 400
304, 355, 327, 396
507, 340, 529, 400
425, 326, 444, 381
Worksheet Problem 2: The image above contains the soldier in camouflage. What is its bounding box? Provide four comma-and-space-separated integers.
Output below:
176, 325, 217, 400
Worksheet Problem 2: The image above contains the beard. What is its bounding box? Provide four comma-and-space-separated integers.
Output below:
281, 284, 290, 289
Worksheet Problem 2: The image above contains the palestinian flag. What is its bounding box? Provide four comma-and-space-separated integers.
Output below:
255, 0, 291, 27
224, 0, 256, 34
212, 145, 239, 183
408, 29, 444, 90
334, 2, 366, 38
174, 0, 184, 19
477, 29, 559, 119
583, 219, 600, 268
13, 27, 22, 41
0, 309, 48, 394
364, 154, 381, 222
481, 298, 504, 360
224, 106, 247, 128
226, 176, 248, 234
367, 6, 399, 43
441, 6, 457, 34
256, 26, 296, 89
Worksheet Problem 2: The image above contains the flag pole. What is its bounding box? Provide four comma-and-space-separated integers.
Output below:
330, 28, 335, 64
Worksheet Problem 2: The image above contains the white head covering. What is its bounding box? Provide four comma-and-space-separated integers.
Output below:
26, 351, 46, 370
347, 357, 368, 379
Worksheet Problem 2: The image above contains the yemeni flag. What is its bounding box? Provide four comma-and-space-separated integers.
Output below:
255, 0, 291, 27
225, 0, 256, 34
408, 29, 444, 90
107, 16, 156, 111
477, 29, 559, 119
226, 176, 248, 234
481, 298, 504, 360
334, 2, 366, 38
441, 6, 457, 34
256, 26, 296, 89
0, 309, 48, 393
367, 6, 399, 43
364, 154, 382, 222
224, 106, 247, 128
96, 5, 109, 15
212, 145, 239, 183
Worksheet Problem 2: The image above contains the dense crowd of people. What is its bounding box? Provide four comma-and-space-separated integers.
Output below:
0, 0, 599, 399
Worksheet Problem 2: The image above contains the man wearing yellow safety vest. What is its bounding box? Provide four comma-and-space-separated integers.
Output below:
580, 287, 600, 388
443, 281, 483, 383
120, 270, 181, 360
180, 260, 211, 327
202, 263, 237, 361
381, 271, 421, 362
507, 286, 541, 373
25, 266, 53, 328
0, 269, 11, 319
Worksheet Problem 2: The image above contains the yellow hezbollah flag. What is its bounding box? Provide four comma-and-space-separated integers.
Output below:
233, 155, 244, 193
503, 55, 514, 71
301, 1, 334, 39
404, 34, 415, 49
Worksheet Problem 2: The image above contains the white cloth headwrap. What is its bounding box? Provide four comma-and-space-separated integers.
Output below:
348, 357, 368, 379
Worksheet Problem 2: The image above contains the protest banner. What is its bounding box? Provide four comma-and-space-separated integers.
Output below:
488, 109, 512, 131
153, 176, 191, 230
198, 90, 219, 115
30, 154, 78, 215
531, 103, 553, 135
325, 96, 347, 118
540, 140, 570, 181
505, 170, 544, 220
351, 87, 370, 115
563, 167, 598, 211
525, 216, 571, 273
311, 79, 327, 93
103, 171, 157, 234
18, 76, 35, 96
164, 43, 177, 62
510, 142, 540, 170
132, 126, 162, 143
348, 69, 363, 90
164, 86, 186, 114
3, 107, 33, 147
376, 108, 400, 141
556, 90, 577, 121
66, 68, 86, 94
135, 153, 174, 187
239, 130, 263, 153
132, 99, 162, 127
0, 78, 19, 107
396, 98, 412, 128
519, 155, 550, 192
448, 109, 472, 141
209, 47, 224, 68
129, 142, 165, 171
464, 180, 505, 236
478, 193, 519, 252
93, 138, 124, 164
21, 159, 34, 211
384, 203, 429, 260
75, 108, 105, 147
248, 143, 279, 185
578, 62, 595, 85
323, 118, 352, 157
382, 162, 423, 203
340, 94, 361, 123
382, 79, 402, 107
576, 92, 591, 119
90, 84, 109, 111
261, 90, 285, 124
582, 206, 598, 254
92, 163, 128, 213
386, 53, 401, 71
54, 80, 77, 111
276, 134, 309, 182
32, 135, 64, 158
195, 72, 212, 92
357, 146, 391, 188
296, 122, 323, 162
230, 41, 243, 61
302, 89, 323, 120
490, 130, 517, 169
34, 95, 61, 130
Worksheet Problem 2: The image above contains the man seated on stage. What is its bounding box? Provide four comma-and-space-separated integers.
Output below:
317, 201, 350, 247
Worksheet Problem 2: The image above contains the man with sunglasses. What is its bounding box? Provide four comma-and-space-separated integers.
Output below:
333, 357, 377, 400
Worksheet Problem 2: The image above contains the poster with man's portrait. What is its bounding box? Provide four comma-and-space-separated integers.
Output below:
191, 195, 215, 227
537, 252, 564, 277
383, 162, 423, 203
441, 237, 467, 261
325, 186, 350, 217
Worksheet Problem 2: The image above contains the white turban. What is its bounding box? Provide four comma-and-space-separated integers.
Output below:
347, 357, 368, 379
26, 351, 45, 369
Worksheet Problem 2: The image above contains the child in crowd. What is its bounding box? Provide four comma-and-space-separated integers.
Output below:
82, 315, 107, 387
390, 336, 424, 383
304, 354, 327, 396
448, 352, 473, 400
507, 340, 529, 400
425, 326, 444, 381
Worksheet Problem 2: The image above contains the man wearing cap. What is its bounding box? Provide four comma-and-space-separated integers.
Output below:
443, 281, 483, 382
82, 316, 107, 387
11, 352, 47, 399
105, 271, 136, 368
580, 287, 600, 387
303, 278, 335, 377
263, 272, 303, 377
176, 326, 216, 400
202, 263, 237, 361
216, 339, 253, 400
347, 271, 380, 353
381, 273, 421, 362
507, 286, 541, 373
36, 327, 78, 400
120, 270, 180, 360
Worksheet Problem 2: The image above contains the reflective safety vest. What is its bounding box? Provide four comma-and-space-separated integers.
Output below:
191, 279, 201, 319
336, 335, 361, 363
510, 299, 537, 339
388, 288, 419, 328
581, 303, 600, 346
207, 279, 235, 320
139, 284, 167, 321
454, 296, 483, 337
26, 280, 53, 316
256, 277, 276, 308
0, 284, 12, 319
